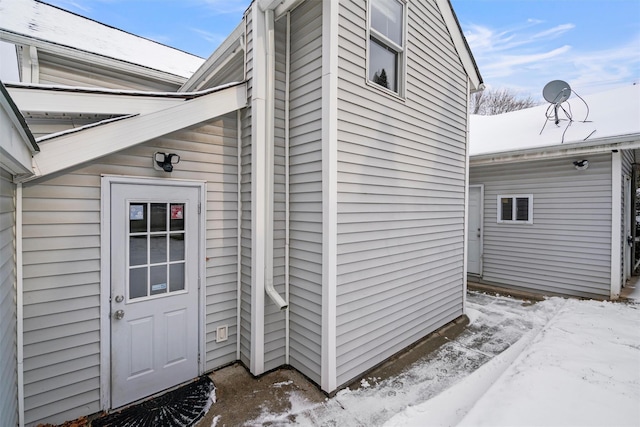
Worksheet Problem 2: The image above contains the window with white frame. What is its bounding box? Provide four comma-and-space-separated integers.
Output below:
368, 0, 406, 95
497, 195, 533, 224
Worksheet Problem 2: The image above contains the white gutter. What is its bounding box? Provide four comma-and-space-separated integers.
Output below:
16, 183, 24, 427
471, 133, 640, 167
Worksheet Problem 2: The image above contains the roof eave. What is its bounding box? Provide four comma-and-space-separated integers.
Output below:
470, 133, 640, 166
436, 0, 484, 92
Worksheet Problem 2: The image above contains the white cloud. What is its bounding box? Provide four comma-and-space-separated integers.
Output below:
191, 28, 228, 46
195, 0, 249, 15
463, 18, 640, 98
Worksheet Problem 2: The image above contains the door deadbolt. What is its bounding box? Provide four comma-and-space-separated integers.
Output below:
113, 310, 125, 320
115, 295, 124, 303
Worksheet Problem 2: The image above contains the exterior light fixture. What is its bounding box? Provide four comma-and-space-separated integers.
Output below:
573, 160, 589, 171
154, 152, 180, 172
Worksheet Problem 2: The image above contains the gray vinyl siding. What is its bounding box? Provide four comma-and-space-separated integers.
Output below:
335, 0, 468, 386
264, 16, 288, 371
287, 0, 323, 384
21, 114, 239, 426
37, 51, 182, 91
470, 153, 612, 299
239, 9, 253, 368
0, 171, 18, 427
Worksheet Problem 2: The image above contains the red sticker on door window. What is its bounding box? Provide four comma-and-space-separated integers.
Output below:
171, 205, 184, 220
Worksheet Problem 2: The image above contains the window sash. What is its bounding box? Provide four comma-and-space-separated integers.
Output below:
368, 0, 405, 95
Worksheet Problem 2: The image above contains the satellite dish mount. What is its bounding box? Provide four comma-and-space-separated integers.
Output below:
543, 80, 572, 125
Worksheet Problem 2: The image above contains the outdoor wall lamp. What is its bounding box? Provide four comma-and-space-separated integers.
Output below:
573, 160, 589, 171
154, 152, 180, 172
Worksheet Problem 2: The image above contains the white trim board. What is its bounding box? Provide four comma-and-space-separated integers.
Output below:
321, 0, 338, 394
611, 151, 622, 299
21, 83, 247, 182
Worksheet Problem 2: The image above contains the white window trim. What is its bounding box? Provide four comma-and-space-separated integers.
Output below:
366, 0, 407, 98
497, 194, 534, 224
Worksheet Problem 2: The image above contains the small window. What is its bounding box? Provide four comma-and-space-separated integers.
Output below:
368, 0, 406, 95
497, 195, 533, 224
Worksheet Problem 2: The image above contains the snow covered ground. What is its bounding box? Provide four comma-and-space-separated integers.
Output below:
241, 290, 640, 427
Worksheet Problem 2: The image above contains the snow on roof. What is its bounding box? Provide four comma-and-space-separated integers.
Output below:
470, 84, 640, 157
0, 0, 205, 79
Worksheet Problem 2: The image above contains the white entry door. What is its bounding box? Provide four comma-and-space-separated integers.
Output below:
468, 185, 483, 275
110, 182, 201, 408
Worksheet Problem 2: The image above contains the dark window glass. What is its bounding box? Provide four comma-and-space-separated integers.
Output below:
501, 198, 513, 221
150, 265, 168, 295
129, 267, 147, 299
150, 203, 167, 232
369, 39, 398, 91
516, 198, 529, 221
150, 235, 167, 264
170, 204, 185, 231
129, 236, 147, 266
170, 234, 185, 262
170, 263, 185, 292
130, 204, 147, 233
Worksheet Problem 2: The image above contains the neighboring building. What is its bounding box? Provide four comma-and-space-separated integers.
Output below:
0, 0, 482, 425
468, 85, 640, 300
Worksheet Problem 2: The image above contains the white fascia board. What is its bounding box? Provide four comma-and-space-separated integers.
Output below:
7, 86, 185, 115
23, 83, 246, 181
470, 134, 640, 167
435, 0, 483, 91
180, 23, 245, 92
0, 31, 188, 86
1, 84, 36, 175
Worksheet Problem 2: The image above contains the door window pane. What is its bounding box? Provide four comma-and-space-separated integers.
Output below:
129, 267, 147, 299
129, 236, 147, 266
170, 234, 185, 262
170, 263, 185, 292
170, 204, 185, 231
150, 235, 167, 264
150, 265, 168, 295
150, 203, 167, 232
129, 204, 147, 233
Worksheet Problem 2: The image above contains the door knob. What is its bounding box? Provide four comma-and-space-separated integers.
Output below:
114, 310, 125, 320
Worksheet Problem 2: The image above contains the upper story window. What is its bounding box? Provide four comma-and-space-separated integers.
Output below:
368, 0, 406, 96
497, 195, 533, 224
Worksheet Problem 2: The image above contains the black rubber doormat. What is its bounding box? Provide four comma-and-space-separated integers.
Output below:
92, 376, 215, 427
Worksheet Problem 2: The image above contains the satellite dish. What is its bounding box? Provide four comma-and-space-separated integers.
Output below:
543, 80, 572, 104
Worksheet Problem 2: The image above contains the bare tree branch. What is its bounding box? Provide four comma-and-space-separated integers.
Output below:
470, 88, 538, 115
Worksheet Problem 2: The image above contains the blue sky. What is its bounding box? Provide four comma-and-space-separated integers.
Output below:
44, 0, 640, 99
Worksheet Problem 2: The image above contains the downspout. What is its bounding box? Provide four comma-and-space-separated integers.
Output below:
264, 7, 288, 311
284, 10, 291, 365
16, 183, 24, 427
